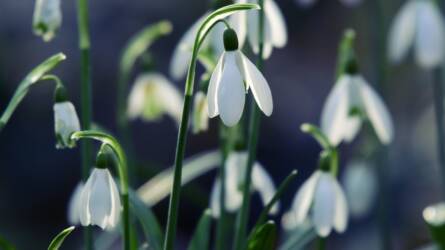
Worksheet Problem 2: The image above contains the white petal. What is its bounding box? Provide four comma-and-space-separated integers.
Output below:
252, 163, 279, 214
387, 1, 416, 64
357, 77, 394, 144
208, 54, 225, 118
224, 152, 246, 211
312, 172, 336, 237
151, 74, 184, 125
414, 0, 445, 69
127, 77, 147, 119
265, 0, 287, 48
105, 170, 121, 230
320, 75, 352, 146
89, 169, 113, 230
170, 14, 208, 80
237, 52, 273, 116
210, 179, 221, 218
67, 182, 84, 225
292, 171, 321, 224
79, 170, 95, 226
54, 101, 81, 148
217, 52, 246, 126
333, 178, 348, 233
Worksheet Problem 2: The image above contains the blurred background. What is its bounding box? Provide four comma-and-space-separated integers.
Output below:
0, 0, 442, 249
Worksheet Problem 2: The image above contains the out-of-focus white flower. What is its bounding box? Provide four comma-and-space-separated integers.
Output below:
210, 151, 278, 218
341, 161, 377, 218
288, 170, 348, 237
169, 10, 247, 80
388, 0, 445, 69
33, 0, 62, 42
127, 73, 183, 125
67, 182, 84, 225
295, 0, 363, 8
192, 91, 209, 134
321, 73, 394, 146
54, 101, 81, 149
424, 202, 445, 227
79, 168, 121, 231
208, 28, 273, 126
242, 0, 287, 59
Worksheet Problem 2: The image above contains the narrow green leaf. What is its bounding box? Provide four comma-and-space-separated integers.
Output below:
187, 209, 212, 250
47, 226, 75, 250
0, 234, 15, 250
248, 170, 298, 240
0, 53, 66, 132
120, 21, 172, 75
247, 221, 277, 250
129, 190, 163, 250
137, 150, 221, 206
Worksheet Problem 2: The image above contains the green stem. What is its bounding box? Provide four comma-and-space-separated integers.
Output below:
77, 0, 93, 247
233, 1, 265, 249
71, 131, 130, 250
216, 123, 228, 250
433, 69, 445, 197
317, 237, 326, 250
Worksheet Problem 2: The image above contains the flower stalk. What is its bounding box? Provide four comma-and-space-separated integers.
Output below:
71, 130, 130, 250
161, 4, 260, 250
233, 0, 265, 249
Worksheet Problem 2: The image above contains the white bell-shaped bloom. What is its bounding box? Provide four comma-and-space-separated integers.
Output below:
79, 168, 121, 231
33, 0, 62, 42
192, 91, 209, 134
210, 151, 278, 218
295, 0, 362, 8
388, 0, 445, 69
169, 12, 247, 80
290, 170, 348, 237
208, 29, 273, 126
321, 74, 394, 146
341, 161, 377, 218
240, 0, 287, 59
127, 73, 183, 125
54, 101, 81, 149
67, 182, 84, 225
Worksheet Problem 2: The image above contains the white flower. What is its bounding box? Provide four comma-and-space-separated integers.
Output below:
210, 151, 278, 218
54, 101, 81, 149
33, 0, 62, 42
341, 161, 377, 218
289, 170, 348, 237
192, 91, 209, 134
79, 168, 121, 231
423, 202, 445, 227
239, 0, 287, 59
388, 0, 445, 69
295, 0, 363, 8
208, 29, 273, 126
127, 73, 183, 125
67, 182, 84, 225
321, 74, 394, 146
169, 12, 247, 80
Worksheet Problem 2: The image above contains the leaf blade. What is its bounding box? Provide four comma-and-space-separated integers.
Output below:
187, 209, 212, 250
47, 226, 75, 250
247, 221, 277, 250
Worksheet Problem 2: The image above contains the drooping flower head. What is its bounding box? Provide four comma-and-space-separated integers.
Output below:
388, 0, 445, 69
53, 85, 81, 149
210, 151, 278, 217
207, 28, 273, 126
33, 0, 62, 42
127, 73, 183, 125
79, 149, 121, 231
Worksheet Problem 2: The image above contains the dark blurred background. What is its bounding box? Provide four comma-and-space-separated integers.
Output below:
0, 0, 442, 249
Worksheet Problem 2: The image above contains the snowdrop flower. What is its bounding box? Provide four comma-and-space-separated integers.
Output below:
79, 167, 121, 230
127, 73, 183, 125
295, 0, 363, 8
54, 87, 81, 149
169, 0, 246, 80
33, 0, 62, 42
242, 0, 287, 59
192, 91, 209, 134
210, 151, 278, 217
388, 0, 445, 69
321, 73, 394, 146
67, 182, 84, 225
290, 170, 348, 237
341, 161, 377, 218
208, 28, 273, 126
